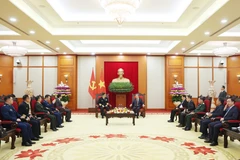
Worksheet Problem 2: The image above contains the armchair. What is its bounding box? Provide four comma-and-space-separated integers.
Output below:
129, 93, 146, 118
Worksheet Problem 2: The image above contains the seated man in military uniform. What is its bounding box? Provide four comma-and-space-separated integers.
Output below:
1, 95, 37, 146
98, 92, 110, 118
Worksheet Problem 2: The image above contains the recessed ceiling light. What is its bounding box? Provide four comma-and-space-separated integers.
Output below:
175, 52, 179, 55
190, 42, 195, 45
119, 52, 123, 55
147, 52, 151, 55
91, 52, 95, 55
63, 52, 67, 54
182, 48, 186, 51
56, 47, 60, 50
46, 41, 50, 44
221, 19, 228, 24
29, 30, 35, 34
204, 31, 210, 35
9, 17, 17, 22
41, 52, 44, 54
198, 53, 201, 56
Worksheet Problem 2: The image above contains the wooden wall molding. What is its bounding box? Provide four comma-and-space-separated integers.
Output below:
0, 55, 13, 95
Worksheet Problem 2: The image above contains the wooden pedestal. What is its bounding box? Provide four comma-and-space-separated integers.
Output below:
116, 94, 126, 107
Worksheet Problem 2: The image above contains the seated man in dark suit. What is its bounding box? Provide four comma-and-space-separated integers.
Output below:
18, 94, 43, 139
131, 93, 145, 118
177, 95, 195, 127
198, 97, 224, 139
42, 95, 63, 128
168, 95, 188, 122
98, 92, 110, 118
183, 96, 206, 131
205, 97, 239, 146
1, 95, 36, 146
54, 94, 72, 122
35, 96, 58, 131
218, 85, 227, 99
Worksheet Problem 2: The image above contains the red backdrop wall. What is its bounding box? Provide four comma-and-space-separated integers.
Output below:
104, 62, 138, 107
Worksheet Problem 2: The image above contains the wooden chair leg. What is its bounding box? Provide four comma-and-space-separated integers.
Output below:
44, 122, 47, 132
194, 121, 198, 132
11, 134, 16, 149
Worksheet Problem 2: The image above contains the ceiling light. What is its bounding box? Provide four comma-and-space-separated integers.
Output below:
204, 31, 210, 35
213, 42, 238, 57
221, 19, 228, 24
198, 53, 201, 56
0, 42, 27, 56
41, 52, 44, 54
29, 30, 35, 34
99, 0, 141, 25
9, 17, 17, 22
175, 53, 178, 55
56, 47, 60, 50
147, 52, 151, 55
91, 52, 95, 55
190, 42, 195, 45
182, 48, 185, 51
63, 52, 67, 54
46, 41, 50, 44
119, 52, 123, 55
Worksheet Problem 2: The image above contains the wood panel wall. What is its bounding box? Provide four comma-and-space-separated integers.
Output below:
96, 56, 147, 106
165, 56, 184, 110
58, 56, 77, 110
227, 56, 240, 95
0, 55, 13, 95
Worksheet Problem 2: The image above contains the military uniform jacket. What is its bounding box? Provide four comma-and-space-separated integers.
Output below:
1, 104, 21, 121
98, 97, 109, 106
18, 102, 31, 117
194, 103, 205, 113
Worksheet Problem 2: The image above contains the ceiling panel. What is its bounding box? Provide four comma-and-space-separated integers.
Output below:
0, 24, 19, 35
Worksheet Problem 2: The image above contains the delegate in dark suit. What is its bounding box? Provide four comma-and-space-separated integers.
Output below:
184, 102, 205, 130
35, 101, 57, 131
131, 98, 144, 117
218, 90, 227, 99
98, 96, 110, 118
1, 103, 34, 146
169, 98, 188, 122
199, 101, 224, 139
18, 101, 41, 138
55, 97, 72, 122
178, 100, 195, 127
206, 100, 239, 146
42, 100, 62, 127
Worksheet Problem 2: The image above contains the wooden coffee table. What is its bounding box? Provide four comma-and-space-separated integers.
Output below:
105, 112, 135, 126
223, 128, 240, 148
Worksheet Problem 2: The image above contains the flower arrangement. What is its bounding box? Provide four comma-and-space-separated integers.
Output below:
53, 81, 71, 102
108, 82, 134, 93
170, 84, 187, 102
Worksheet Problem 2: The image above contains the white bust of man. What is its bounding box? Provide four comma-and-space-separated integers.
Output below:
112, 68, 130, 83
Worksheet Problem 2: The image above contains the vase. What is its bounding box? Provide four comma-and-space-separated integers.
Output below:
61, 101, 68, 107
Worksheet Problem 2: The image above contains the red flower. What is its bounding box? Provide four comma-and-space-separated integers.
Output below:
105, 134, 126, 138
15, 149, 47, 160
89, 135, 101, 139
188, 146, 216, 155
151, 136, 174, 142
139, 135, 149, 139
54, 138, 81, 144
41, 143, 57, 147
181, 142, 195, 147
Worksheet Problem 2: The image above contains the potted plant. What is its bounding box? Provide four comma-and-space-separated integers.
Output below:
170, 85, 187, 106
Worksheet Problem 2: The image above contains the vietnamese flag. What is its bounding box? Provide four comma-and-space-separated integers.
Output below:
98, 69, 106, 94
88, 69, 97, 99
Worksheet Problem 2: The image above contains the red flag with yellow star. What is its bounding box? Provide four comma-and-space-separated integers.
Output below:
98, 69, 106, 94
88, 69, 97, 99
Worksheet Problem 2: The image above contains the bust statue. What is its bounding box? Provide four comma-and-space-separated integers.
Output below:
112, 68, 130, 83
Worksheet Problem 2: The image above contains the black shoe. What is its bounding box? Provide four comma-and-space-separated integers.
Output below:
168, 120, 174, 122
137, 116, 139, 119
185, 128, 191, 131
204, 139, 212, 143
31, 137, 39, 141
210, 142, 218, 146
28, 141, 36, 144
57, 125, 64, 128
37, 136, 43, 139
66, 120, 72, 122
22, 142, 32, 146
198, 135, 206, 139
51, 128, 57, 131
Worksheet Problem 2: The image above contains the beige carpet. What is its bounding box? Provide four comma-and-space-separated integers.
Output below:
0, 114, 239, 160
